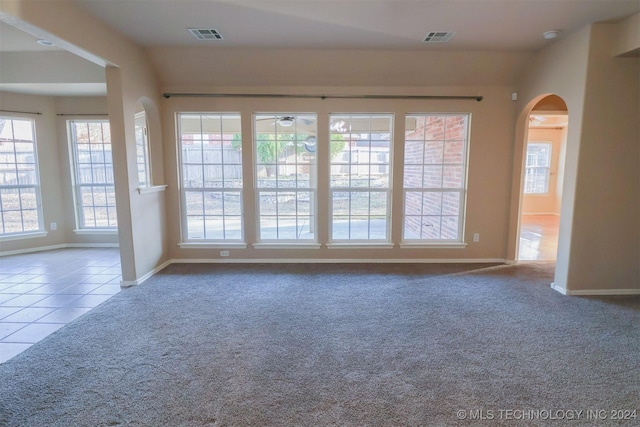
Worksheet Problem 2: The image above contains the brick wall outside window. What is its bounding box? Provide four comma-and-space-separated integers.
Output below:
403, 114, 468, 241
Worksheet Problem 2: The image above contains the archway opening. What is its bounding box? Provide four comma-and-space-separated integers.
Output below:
518, 95, 568, 261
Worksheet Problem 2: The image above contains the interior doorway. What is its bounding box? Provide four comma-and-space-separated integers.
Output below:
518, 95, 567, 261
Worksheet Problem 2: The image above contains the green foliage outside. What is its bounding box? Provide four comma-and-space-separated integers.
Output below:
231, 132, 346, 164
329, 134, 346, 160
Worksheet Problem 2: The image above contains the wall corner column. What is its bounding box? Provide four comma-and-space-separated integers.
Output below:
105, 66, 136, 283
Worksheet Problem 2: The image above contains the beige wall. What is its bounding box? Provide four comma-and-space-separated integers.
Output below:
0, 51, 105, 87
568, 23, 639, 292
0, 92, 120, 254
510, 27, 591, 279
0, 92, 63, 252
54, 96, 119, 246
515, 23, 640, 293
0, 0, 169, 284
162, 85, 517, 261
2, 1, 638, 293
149, 47, 531, 89
151, 42, 532, 263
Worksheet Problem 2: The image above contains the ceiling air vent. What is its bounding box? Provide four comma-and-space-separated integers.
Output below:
423, 31, 455, 43
188, 28, 223, 41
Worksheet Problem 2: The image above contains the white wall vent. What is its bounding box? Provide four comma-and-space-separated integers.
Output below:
423, 32, 455, 43
188, 28, 224, 40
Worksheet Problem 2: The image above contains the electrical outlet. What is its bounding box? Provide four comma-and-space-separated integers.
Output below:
50, 222, 57, 231
473, 233, 480, 242
220, 250, 229, 257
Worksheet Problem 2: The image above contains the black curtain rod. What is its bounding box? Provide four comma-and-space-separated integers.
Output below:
57, 113, 108, 116
0, 109, 42, 115
162, 93, 483, 102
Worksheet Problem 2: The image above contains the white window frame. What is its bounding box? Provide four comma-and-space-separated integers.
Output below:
254, 113, 318, 244
524, 142, 552, 194
0, 116, 45, 239
68, 120, 118, 231
401, 113, 470, 244
329, 113, 393, 244
135, 111, 152, 188
177, 113, 244, 244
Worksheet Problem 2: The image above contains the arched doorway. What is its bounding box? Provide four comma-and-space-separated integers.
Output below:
516, 95, 568, 261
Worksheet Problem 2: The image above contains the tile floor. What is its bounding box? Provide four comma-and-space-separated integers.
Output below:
0, 248, 121, 363
518, 214, 560, 261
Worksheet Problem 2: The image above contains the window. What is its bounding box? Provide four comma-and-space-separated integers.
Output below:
69, 120, 117, 229
403, 114, 469, 242
178, 113, 243, 241
255, 114, 317, 241
135, 111, 151, 187
330, 114, 392, 241
0, 117, 44, 236
524, 142, 551, 194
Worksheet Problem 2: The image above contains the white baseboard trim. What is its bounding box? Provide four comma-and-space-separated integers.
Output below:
118, 258, 505, 287
68, 243, 119, 248
116, 258, 506, 287
551, 282, 640, 296
550, 282, 567, 295
170, 258, 507, 264
7, 245, 632, 296
0, 242, 119, 257
140, 260, 172, 285
120, 280, 138, 288
567, 288, 640, 296
120, 259, 172, 288
0, 243, 68, 257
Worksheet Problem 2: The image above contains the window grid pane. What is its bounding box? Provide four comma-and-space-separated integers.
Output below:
330, 114, 392, 241
0, 117, 43, 235
135, 112, 151, 187
255, 114, 317, 241
524, 142, 551, 194
403, 114, 468, 242
70, 120, 117, 229
179, 113, 243, 241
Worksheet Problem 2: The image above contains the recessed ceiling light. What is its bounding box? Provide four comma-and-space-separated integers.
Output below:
36, 39, 55, 47
543, 30, 560, 40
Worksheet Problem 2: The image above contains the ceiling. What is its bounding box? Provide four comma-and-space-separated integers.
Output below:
0, 20, 107, 96
73, 0, 640, 51
0, 0, 639, 96
0, 20, 63, 52
529, 114, 569, 129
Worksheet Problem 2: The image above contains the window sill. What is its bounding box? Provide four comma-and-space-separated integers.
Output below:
253, 243, 321, 250
73, 229, 118, 235
137, 185, 168, 195
400, 242, 468, 249
0, 231, 48, 242
178, 242, 247, 249
326, 243, 395, 249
